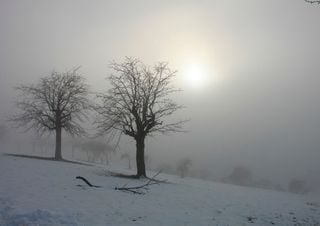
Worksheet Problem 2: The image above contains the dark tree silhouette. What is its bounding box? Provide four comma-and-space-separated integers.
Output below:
95, 57, 185, 177
10, 69, 90, 160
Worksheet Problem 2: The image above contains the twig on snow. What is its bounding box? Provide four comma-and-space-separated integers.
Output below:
76, 176, 101, 188
115, 171, 162, 194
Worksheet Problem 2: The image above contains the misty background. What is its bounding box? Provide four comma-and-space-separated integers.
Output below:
0, 0, 320, 192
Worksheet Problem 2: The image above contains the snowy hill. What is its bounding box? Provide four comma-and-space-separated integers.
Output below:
0, 154, 319, 226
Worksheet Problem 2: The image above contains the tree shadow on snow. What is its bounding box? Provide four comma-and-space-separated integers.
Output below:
2, 153, 91, 166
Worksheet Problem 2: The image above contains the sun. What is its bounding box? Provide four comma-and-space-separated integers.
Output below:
184, 63, 208, 89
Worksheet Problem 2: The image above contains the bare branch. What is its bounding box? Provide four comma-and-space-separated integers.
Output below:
76, 176, 101, 188
114, 171, 161, 194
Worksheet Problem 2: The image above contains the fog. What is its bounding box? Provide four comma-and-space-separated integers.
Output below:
1, 0, 320, 193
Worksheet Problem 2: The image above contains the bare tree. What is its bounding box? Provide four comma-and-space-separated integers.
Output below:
304, 0, 320, 4
10, 69, 90, 160
95, 57, 185, 177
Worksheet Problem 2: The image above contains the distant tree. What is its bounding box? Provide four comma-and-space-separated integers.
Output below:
10, 69, 90, 160
95, 57, 185, 177
176, 158, 192, 178
288, 178, 308, 194
222, 166, 252, 186
78, 140, 114, 164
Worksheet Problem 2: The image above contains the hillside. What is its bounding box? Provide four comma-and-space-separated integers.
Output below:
0, 154, 319, 225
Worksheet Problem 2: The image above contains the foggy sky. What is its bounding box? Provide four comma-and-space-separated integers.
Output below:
1, 0, 320, 185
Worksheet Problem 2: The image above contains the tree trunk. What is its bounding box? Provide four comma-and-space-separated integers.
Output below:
135, 136, 146, 177
55, 125, 62, 160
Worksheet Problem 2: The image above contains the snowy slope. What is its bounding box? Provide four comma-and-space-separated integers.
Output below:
0, 154, 319, 226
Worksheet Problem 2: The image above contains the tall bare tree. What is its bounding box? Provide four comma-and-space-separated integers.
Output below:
10, 69, 90, 160
95, 58, 185, 177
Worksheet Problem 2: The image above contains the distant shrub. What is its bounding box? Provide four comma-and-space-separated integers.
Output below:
176, 158, 192, 178
288, 178, 308, 194
222, 166, 253, 186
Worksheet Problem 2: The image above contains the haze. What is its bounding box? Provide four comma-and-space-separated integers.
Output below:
1, 0, 320, 191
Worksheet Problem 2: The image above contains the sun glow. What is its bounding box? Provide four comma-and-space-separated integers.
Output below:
184, 63, 209, 89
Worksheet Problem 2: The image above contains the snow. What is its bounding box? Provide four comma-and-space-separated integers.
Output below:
0, 154, 319, 225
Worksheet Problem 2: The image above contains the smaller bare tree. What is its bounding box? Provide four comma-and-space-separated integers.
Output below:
10, 68, 90, 160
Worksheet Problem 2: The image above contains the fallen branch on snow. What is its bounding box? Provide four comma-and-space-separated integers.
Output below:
115, 171, 162, 194
76, 176, 101, 188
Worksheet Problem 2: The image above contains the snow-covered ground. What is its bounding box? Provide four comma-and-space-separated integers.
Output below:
0, 154, 319, 226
